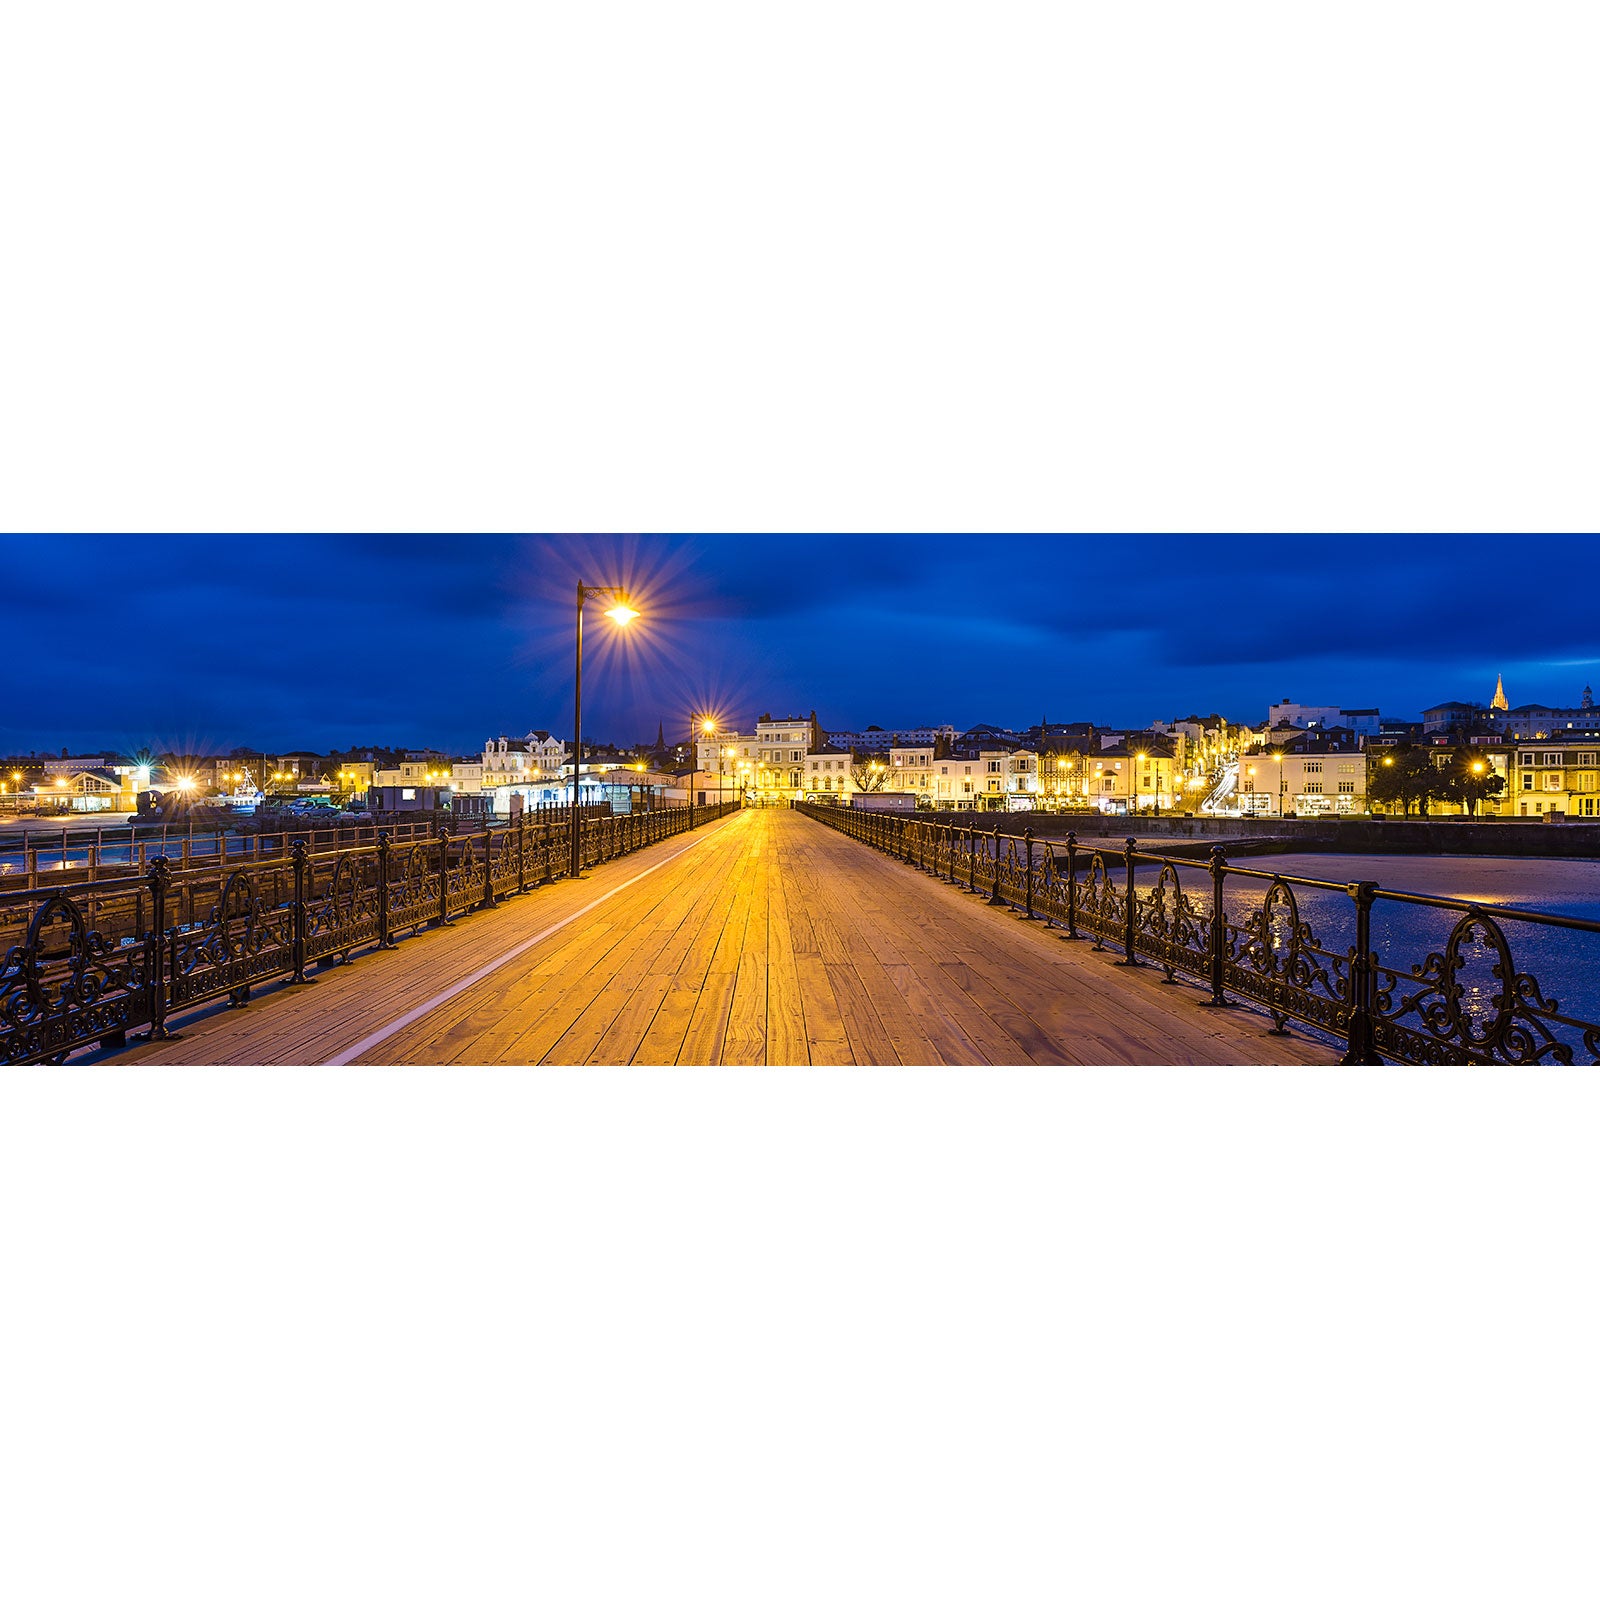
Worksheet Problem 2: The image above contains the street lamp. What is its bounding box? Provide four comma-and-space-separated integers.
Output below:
690, 717, 717, 823
1273, 750, 1284, 817
571, 582, 639, 877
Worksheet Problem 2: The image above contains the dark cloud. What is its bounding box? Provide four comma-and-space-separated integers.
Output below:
2, 532, 1594, 754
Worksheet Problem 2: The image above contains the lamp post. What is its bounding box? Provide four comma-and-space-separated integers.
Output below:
692, 717, 717, 822
1273, 750, 1284, 818
571, 582, 639, 878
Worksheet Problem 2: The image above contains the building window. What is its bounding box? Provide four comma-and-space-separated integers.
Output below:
1337, 780, 1354, 794
1305, 761, 1322, 773
1304, 782, 1324, 795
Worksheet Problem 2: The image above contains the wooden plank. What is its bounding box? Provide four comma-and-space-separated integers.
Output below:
821, 962, 903, 1066
630, 974, 704, 1065
764, 848, 809, 1066
791, 951, 854, 1066
676, 837, 758, 1065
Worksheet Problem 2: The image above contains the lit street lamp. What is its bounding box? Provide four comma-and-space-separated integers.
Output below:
1273, 750, 1284, 817
691, 717, 717, 824
572, 583, 639, 877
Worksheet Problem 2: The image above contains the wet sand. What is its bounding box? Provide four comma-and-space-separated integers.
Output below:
1253, 853, 1600, 917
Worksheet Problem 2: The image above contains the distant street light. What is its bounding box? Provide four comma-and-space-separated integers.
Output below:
691, 717, 718, 823
572, 582, 639, 876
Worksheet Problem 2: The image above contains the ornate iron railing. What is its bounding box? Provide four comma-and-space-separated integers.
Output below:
796, 803, 1600, 1065
0, 805, 613, 885
0, 803, 741, 1064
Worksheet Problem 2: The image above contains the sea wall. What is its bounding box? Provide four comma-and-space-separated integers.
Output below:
909, 811, 1600, 860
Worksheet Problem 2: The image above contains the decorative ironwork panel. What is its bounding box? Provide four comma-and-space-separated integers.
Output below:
1371, 908, 1600, 1064
1, 891, 152, 1062
443, 836, 487, 915
169, 866, 295, 1003
1076, 852, 1123, 950
303, 852, 382, 965
1129, 864, 1211, 981
1222, 877, 1355, 1036
389, 842, 441, 934
1035, 845, 1074, 928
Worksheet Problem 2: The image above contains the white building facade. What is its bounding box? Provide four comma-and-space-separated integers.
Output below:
698, 716, 815, 804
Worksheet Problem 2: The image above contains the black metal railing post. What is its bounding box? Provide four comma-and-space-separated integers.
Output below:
516, 813, 527, 893
987, 821, 1006, 907
435, 822, 452, 929
1023, 829, 1036, 919
1116, 837, 1140, 966
966, 822, 977, 893
376, 829, 396, 949
481, 820, 496, 910
1063, 832, 1080, 938
1199, 846, 1230, 1005
287, 837, 315, 984
145, 856, 175, 1040
1341, 880, 1383, 1064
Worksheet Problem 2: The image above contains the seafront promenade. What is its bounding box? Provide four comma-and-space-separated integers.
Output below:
111, 808, 1331, 1066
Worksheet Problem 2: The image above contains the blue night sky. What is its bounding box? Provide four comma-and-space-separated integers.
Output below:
4, 532, 1596, 758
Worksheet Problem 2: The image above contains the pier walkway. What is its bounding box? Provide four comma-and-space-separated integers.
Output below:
114, 808, 1332, 1065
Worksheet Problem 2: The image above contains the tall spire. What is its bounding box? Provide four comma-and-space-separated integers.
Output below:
1491, 673, 1508, 711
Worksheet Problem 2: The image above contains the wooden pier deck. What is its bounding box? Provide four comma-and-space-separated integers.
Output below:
112, 808, 1334, 1066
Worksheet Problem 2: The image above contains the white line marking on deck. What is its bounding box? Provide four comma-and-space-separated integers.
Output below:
324, 820, 737, 1064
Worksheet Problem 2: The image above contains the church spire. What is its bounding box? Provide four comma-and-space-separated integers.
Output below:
1491, 673, 1508, 711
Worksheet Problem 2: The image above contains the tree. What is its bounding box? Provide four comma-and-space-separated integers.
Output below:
1442, 751, 1507, 816
1368, 745, 1439, 816
853, 756, 890, 793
